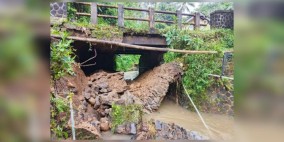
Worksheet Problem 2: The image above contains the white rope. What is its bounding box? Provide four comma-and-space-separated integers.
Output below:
182, 84, 229, 139
69, 97, 76, 140
182, 84, 211, 132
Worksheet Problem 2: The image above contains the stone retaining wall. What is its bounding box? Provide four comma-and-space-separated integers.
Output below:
210, 10, 234, 29
50, 2, 67, 18
178, 77, 234, 116
207, 77, 234, 115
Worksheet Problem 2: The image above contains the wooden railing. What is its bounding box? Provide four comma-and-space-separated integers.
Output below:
74, 2, 207, 31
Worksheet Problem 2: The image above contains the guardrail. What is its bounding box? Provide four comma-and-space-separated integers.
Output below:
74, 2, 207, 32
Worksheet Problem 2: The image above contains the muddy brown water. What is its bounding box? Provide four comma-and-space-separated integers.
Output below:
101, 99, 234, 140
101, 131, 133, 140
144, 99, 234, 140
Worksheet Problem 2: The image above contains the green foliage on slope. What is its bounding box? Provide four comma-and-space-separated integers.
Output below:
110, 104, 142, 132
115, 55, 140, 72
50, 32, 76, 80
162, 27, 234, 109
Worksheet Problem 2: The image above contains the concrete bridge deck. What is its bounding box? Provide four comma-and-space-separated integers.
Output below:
51, 24, 167, 75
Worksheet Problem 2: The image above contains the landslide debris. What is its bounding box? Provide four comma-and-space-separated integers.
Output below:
129, 62, 183, 112
54, 62, 208, 140
74, 62, 182, 138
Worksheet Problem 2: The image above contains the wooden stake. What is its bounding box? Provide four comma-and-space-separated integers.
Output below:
91, 3, 98, 24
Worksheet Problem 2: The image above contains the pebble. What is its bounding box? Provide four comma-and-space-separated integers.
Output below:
115, 125, 126, 134
83, 100, 88, 107
155, 120, 162, 130
91, 121, 100, 127
67, 82, 75, 88
100, 88, 108, 93
130, 123, 137, 134
100, 117, 109, 131
100, 117, 108, 123
100, 122, 109, 131
95, 96, 100, 105
88, 97, 96, 105
84, 93, 91, 99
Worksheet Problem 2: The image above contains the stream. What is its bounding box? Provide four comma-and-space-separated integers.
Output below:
144, 99, 234, 140
101, 99, 234, 140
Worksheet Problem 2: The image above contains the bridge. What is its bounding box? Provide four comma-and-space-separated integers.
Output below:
50, 2, 211, 75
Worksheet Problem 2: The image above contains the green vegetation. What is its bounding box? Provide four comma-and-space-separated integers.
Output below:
59, 2, 235, 110
50, 31, 76, 80
162, 27, 234, 109
66, 2, 178, 31
90, 24, 123, 40
50, 94, 70, 139
52, 21, 124, 40
110, 103, 142, 132
50, 30, 76, 139
196, 2, 233, 17
115, 55, 140, 71
216, 78, 233, 91
67, 3, 77, 21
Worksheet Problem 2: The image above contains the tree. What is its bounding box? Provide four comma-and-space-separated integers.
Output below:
196, 2, 233, 17
173, 2, 195, 13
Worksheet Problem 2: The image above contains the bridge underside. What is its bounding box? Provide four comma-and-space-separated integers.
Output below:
72, 33, 167, 75
84, 33, 167, 54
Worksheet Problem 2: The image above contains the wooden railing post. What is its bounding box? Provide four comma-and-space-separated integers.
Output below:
194, 12, 200, 30
118, 4, 124, 28
176, 10, 182, 29
149, 7, 155, 33
91, 3, 98, 24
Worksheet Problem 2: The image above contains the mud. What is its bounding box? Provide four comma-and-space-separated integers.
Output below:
53, 65, 87, 108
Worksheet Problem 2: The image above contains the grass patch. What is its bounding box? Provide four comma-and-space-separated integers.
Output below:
110, 103, 142, 132
115, 55, 140, 72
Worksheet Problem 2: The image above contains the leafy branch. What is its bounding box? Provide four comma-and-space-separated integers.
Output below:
50, 32, 76, 80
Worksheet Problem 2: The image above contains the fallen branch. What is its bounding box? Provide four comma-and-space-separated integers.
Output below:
80, 49, 97, 65
51, 34, 218, 54
80, 63, 97, 67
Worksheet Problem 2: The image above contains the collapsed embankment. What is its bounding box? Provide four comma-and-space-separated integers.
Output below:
53, 62, 208, 140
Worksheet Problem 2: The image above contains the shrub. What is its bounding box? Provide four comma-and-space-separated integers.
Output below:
162, 27, 233, 109
115, 55, 140, 72
110, 103, 142, 132
50, 94, 70, 139
50, 32, 76, 80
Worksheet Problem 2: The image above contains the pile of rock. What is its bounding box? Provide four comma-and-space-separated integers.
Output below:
75, 71, 126, 132
80, 70, 143, 115
72, 71, 142, 138
115, 123, 137, 135
69, 63, 184, 139
80, 62, 183, 118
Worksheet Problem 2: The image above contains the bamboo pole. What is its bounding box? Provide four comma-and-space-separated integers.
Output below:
51, 34, 218, 54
